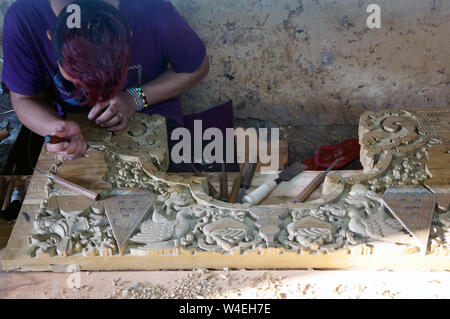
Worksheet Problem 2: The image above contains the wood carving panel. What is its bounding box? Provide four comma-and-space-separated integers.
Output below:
4, 107, 450, 271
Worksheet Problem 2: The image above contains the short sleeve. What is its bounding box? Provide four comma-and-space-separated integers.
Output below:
160, 4, 206, 73
1, 5, 45, 95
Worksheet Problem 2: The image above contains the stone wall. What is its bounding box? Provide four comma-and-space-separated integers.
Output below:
171, 0, 450, 124
1, 0, 449, 161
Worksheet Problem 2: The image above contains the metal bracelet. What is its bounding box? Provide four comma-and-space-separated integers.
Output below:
126, 87, 145, 112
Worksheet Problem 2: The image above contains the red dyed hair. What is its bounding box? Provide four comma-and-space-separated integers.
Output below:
53, 0, 131, 106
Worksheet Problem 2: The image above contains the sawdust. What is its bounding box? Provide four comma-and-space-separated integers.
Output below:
103, 269, 291, 299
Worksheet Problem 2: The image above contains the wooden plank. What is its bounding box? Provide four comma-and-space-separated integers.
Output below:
103, 193, 155, 254
382, 186, 436, 254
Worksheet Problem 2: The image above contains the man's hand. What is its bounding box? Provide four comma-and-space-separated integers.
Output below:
88, 91, 135, 131
46, 120, 88, 160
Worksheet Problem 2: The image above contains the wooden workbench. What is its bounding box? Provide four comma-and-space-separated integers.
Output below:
2, 109, 450, 272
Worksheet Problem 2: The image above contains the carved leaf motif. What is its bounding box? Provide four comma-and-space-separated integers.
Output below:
291, 227, 332, 242
210, 228, 248, 242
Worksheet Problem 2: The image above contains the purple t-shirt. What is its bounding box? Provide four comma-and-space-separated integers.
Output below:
2, 0, 206, 125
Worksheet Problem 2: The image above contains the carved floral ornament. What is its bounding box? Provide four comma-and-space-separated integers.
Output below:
29, 110, 450, 258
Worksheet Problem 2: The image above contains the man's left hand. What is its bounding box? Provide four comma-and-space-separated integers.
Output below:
88, 91, 135, 131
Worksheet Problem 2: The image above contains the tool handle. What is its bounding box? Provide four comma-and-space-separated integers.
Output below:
1, 176, 14, 211
0, 128, 10, 142
207, 179, 220, 200
51, 175, 100, 201
296, 172, 326, 202
0, 176, 7, 208
219, 166, 229, 201
45, 135, 67, 144
229, 174, 243, 203
243, 180, 277, 205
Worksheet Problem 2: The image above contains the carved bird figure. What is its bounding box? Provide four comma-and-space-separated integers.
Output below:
348, 203, 411, 244
130, 208, 192, 249
347, 208, 369, 238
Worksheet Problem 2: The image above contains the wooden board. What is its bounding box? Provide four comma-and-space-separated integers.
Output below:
103, 193, 155, 254
383, 186, 436, 253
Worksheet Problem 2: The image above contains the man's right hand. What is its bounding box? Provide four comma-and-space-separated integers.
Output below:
46, 120, 88, 160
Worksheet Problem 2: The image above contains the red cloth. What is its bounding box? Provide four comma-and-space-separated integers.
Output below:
302, 138, 360, 170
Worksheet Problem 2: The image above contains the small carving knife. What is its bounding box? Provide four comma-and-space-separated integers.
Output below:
229, 163, 247, 203
243, 162, 307, 205
295, 158, 340, 202
33, 168, 100, 201
45, 135, 103, 151
219, 163, 229, 201
237, 162, 258, 203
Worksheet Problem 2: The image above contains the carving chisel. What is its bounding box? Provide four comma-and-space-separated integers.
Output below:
243, 162, 307, 205
189, 163, 220, 200
33, 168, 100, 201
219, 163, 229, 201
0, 176, 7, 208
295, 158, 340, 202
1, 164, 16, 211
0, 128, 10, 142
237, 162, 257, 203
44, 135, 104, 151
229, 163, 247, 203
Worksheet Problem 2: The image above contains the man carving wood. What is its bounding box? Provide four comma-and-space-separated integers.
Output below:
2, 0, 209, 159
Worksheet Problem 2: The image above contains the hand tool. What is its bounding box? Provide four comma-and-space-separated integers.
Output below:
0, 176, 7, 208
295, 158, 340, 202
1, 187, 22, 221
219, 163, 229, 201
243, 162, 307, 205
0, 110, 14, 115
229, 163, 247, 203
1, 164, 15, 211
33, 168, 100, 201
189, 163, 220, 199
0, 128, 10, 142
22, 212, 31, 223
44, 135, 104, 151
237, 162, 257, 203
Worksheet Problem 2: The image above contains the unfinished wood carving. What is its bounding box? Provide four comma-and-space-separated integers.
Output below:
29, 196, 117, 258
11, 107, 450, 269
102, 191, 155, 254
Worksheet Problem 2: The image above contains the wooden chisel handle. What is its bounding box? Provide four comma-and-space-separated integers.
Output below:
0, 128, 10, 142
229, 174, 242, 203
243, 180, 277, 205
219, 164, 229, 201
0, 176, 7, 207
296, 172, 326, 202
1, 177, 15, 211
207, 179, 220, 199
51, 175, 100, 201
